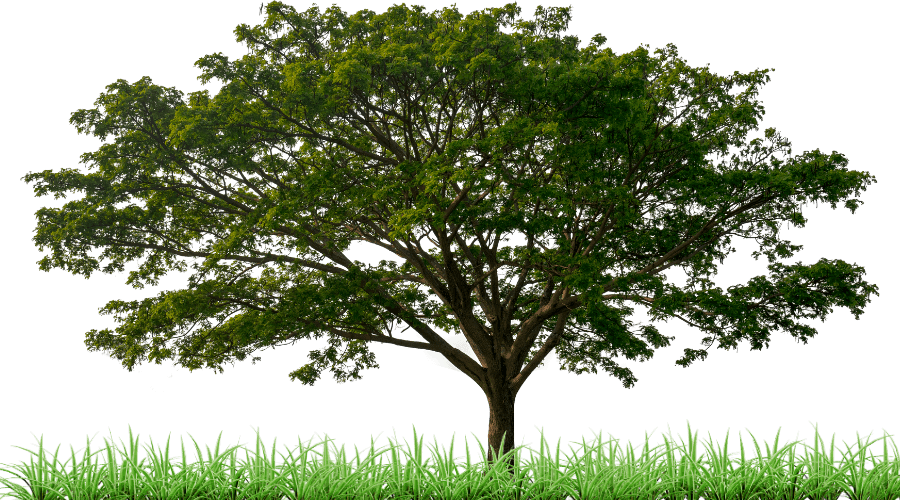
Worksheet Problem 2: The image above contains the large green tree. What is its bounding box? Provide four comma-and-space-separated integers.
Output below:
23, 0, 878, 484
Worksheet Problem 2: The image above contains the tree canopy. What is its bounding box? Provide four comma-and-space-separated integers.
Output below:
22, 0, 878, 478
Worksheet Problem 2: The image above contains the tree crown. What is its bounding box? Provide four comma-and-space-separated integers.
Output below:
23, 1, 878, 397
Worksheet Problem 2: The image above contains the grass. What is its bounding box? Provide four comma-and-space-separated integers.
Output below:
0, 421, 898, 500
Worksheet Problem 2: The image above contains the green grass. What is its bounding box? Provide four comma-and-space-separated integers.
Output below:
1, 421, 898, 500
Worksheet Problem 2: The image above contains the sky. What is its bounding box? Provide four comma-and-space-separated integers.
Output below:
1, 0, 898, 497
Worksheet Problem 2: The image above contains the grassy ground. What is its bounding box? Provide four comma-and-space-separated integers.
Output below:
0, 422, 900, 500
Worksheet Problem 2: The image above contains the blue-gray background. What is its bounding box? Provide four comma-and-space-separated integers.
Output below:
2, 0, 897, 494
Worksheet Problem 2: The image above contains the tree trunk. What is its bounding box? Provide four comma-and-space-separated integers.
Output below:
484, 376, 518, 482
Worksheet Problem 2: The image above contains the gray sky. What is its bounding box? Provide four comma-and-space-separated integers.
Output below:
1, 0, 897, 495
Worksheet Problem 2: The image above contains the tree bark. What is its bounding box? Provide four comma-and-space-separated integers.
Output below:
484, 370, 519, 481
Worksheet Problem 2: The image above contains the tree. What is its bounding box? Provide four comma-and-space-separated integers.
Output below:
23, 0, 879, 486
